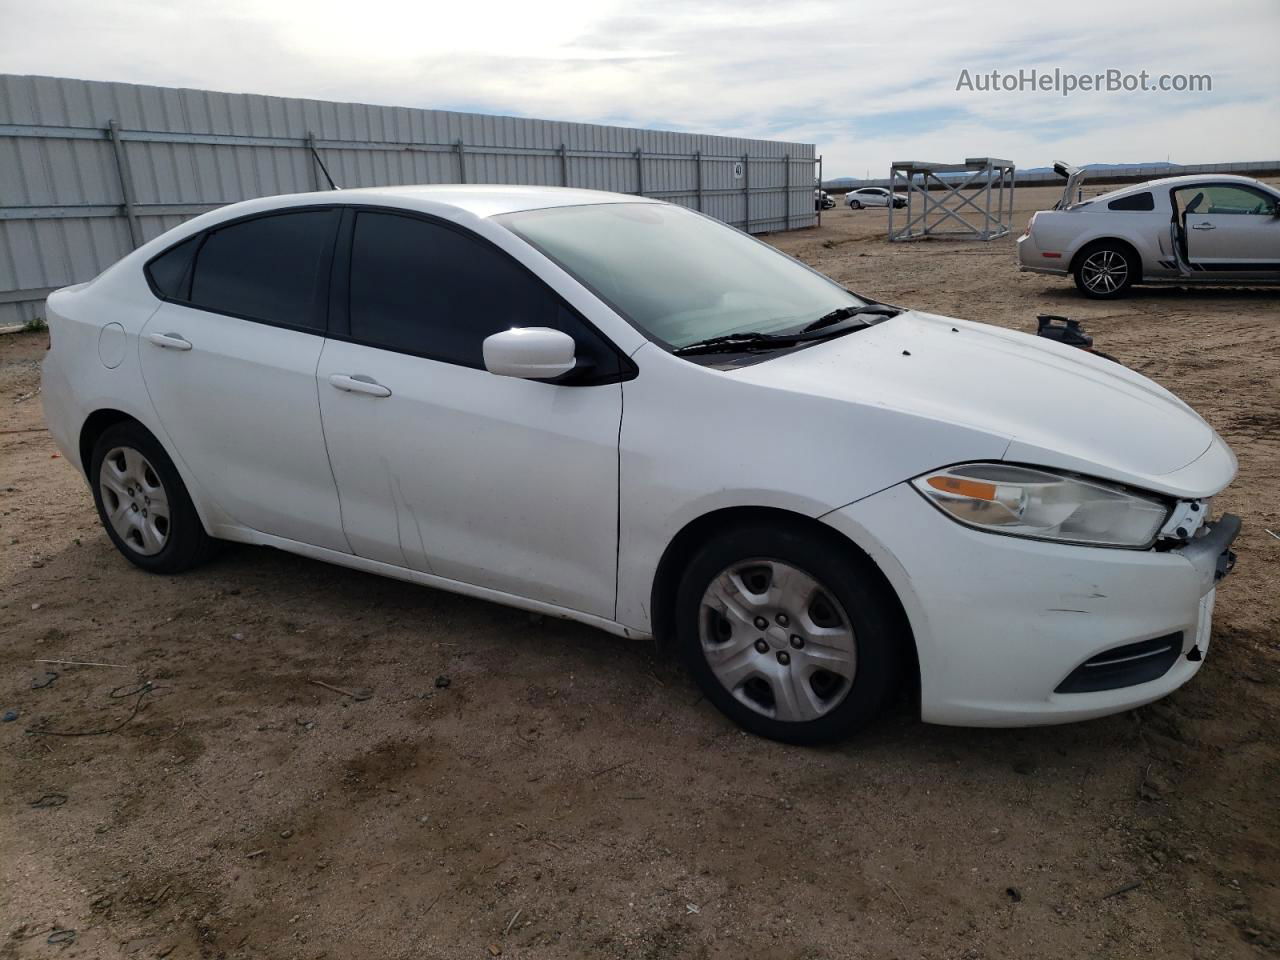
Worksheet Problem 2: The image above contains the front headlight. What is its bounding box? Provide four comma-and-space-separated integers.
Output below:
911, 463, 1169, 548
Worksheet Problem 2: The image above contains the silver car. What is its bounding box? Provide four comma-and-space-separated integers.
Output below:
1017, 164, 1280, 298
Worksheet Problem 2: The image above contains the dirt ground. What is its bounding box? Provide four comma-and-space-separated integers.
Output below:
1, 183, 1277, 960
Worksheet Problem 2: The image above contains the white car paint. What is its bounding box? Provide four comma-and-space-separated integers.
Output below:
42, 184, 1239, 729
847, 187, 905, 208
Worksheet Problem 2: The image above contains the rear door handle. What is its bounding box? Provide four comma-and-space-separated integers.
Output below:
328, 373, 392, 398
1191, 222, 1215, 231
146, 332, 192, 351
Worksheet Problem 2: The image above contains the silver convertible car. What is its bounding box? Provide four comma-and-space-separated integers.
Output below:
1017, 164, 1280, 298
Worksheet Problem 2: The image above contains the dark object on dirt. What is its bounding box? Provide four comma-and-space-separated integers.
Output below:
435, 675, 452, 689
31, 671, 58, 689
1035, 314, 1119, 363
1012, 758, 1036, 775
46, 929, 76, 945
1, 708, 17, 722
1005, 886, 1023, 903
30, 793, 68, 808
1101, 880, 1142, 899
27, 681, 153, 737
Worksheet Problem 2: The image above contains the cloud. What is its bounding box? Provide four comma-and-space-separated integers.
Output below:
0, 0, 1276, 176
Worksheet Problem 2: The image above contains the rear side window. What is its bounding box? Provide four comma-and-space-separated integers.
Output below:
1108, 192, 1155, 211
145, 235, 199, 299
188, 210, 338, 330
348, 211, 619, 375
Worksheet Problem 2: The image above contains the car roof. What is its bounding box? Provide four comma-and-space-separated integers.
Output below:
1130, 173, 1272, 190
214, 184, 654, 221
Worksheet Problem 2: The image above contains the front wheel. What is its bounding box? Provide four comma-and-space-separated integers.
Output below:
675, 524, 903, 744
1073, 242, 1137, 299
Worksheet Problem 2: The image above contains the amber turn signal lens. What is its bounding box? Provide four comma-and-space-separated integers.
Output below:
925, 474, 997, 501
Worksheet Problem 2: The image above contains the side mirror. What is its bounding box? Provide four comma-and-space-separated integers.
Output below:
482, 327, 577, 380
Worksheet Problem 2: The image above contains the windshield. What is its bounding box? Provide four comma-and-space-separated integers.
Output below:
497, 202, 866, 349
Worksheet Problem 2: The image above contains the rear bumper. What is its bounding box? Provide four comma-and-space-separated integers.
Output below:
822, 484, 1239, 727
1017, 233, 1070, 276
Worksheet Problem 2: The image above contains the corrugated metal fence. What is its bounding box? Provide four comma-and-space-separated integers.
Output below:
0, 75, 819, 325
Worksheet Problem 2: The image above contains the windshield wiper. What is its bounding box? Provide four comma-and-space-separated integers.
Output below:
671, 330, 800, 356
800, 303, 902, 334
672, 304, 903, 358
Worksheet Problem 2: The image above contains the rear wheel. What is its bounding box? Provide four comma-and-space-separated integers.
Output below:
1073, 242, 1137, 299
675, 524, 902, 744
849, 199, 863, 210
90, 421, 216, 573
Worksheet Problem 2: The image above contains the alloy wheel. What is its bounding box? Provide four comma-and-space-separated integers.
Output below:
1081, 249, 1128, 294
698, 559, 857, 722
99, 446, 170, 556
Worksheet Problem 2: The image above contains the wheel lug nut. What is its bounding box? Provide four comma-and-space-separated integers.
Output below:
790, 635, 804, 649
753, 616, 768, 630
130, 503, 139, 512
777, 613, 789, 627
777, 651, 791, 666
754, 639, 769, 654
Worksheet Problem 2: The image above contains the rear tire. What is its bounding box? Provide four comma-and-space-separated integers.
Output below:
675, 523, 902, 744
849, 199, 863, 210
1073, 242, 1137, 299
90, 421, 216, 574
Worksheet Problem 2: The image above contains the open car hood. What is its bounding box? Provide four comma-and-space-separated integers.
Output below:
1053, 161, 1086, 210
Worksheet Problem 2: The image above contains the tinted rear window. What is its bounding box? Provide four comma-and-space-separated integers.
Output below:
188, 210, 337, 329
146, 235, 199, 299
1108, 192, 1155, 211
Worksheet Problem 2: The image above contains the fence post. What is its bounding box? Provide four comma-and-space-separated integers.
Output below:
455, 139, 467, 184
560, 143, 569, 187
695, 150, 703, 211
107, 120, 142, 249
784, 153, 791, 231
742, 153, 750, 231
817, 155, 823, 227
635, 148, 643, 196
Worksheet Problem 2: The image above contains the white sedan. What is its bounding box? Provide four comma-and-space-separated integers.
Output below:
846, 186, 906, 209
42, 185, 1239, 743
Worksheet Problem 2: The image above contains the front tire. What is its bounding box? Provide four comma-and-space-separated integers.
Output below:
90, 421, 216, 574
675, 523, 903, 744
1073, 242, 1137, 299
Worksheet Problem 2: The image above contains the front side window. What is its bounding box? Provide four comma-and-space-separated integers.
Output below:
348, 211, 619, 375
498, 203, 866, 349
188, 209, 337, 330
1174, 184, 1278, 216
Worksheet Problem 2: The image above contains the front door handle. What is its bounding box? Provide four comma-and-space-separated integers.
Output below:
328, 373, 392, 398
146, 332, 192, 351
1191, 222, 1216, 231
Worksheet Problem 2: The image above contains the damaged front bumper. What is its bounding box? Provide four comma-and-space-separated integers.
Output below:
821, 485, 1241, 727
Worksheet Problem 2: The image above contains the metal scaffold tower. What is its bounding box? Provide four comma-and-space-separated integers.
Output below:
888, 157, 1015, 241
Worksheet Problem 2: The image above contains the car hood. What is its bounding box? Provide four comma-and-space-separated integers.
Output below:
733, 311, 1234, 498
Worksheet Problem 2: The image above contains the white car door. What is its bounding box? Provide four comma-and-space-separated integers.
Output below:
138, 208, 349, 552
1181, 183, 1280, 276
315, 209, 626, 619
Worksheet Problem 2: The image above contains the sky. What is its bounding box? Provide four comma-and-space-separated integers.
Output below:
1, 0, 1277, 178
